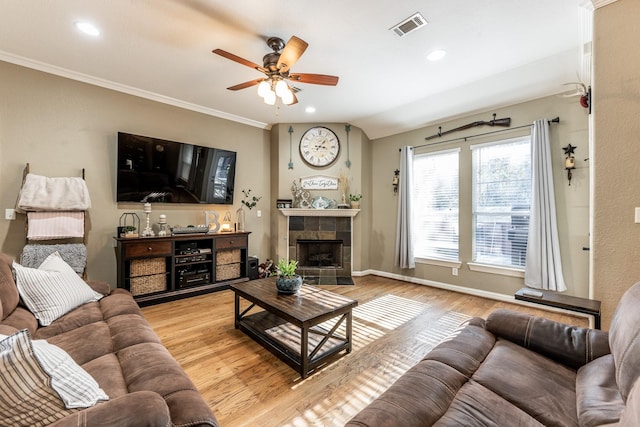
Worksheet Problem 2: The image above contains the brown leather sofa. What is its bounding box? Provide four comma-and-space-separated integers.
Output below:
346, 282, 640, 426
0, 253, 217, 426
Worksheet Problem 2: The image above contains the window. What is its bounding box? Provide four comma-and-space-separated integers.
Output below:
471, 136, 531, 268
413, 149, 459, 261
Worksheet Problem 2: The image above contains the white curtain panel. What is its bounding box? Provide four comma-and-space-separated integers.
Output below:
524, 119, 567, 291
395, 146, 415, 269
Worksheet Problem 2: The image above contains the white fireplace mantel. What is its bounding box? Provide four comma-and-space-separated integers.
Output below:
279, 208, 359, 217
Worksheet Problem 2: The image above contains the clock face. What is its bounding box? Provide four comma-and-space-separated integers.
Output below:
299, 127, 340, 167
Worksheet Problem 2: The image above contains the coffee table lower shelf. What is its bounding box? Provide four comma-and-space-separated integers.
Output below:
236, 310, 351, 378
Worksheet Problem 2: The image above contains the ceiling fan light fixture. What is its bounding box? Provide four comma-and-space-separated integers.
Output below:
264, 90, 276, 105
274, 79, 289, 97
281, 89, 295, 105
257, 80, 271, 98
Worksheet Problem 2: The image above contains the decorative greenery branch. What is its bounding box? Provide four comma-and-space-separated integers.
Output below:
241, 189, 262, 210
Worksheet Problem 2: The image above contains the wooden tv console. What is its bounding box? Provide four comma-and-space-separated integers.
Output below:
115, 232, 250, 306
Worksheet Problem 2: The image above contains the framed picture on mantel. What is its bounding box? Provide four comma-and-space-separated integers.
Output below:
300, 175, 339, 190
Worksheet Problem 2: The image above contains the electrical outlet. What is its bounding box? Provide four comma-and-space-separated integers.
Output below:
5, 209, 15, 220
452, 267, 459, 276
635, 207, 640, 224
257, 210, 262, 218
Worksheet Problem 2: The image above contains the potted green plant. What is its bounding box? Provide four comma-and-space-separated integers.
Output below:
273, 259, 302, 294
349, 193, 362, 209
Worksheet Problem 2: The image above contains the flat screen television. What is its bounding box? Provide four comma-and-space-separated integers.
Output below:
116, 132, 236, 204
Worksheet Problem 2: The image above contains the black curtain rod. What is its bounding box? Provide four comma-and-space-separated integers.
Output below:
403, 117, 560, 151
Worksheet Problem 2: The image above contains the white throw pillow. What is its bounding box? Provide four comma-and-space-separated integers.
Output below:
0, 330, 108, 426
13, 251, 103, 326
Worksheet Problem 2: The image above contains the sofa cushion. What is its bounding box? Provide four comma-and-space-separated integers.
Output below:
43, 322, 114, 366
346, 360, 468, 427
82, 353, 129, 400
576, 354, 624, 427
117, 342, 230, 427
34, 301, 104, 340
609, 281, 640, 401
486, 308, 610, 370
1, 306, 38, 334
472, 339, 578, 427
0, 252, 19, 321
423, 322, 495, 377
13, 252, 103, 326
0, 330, 108, 426
436, 380, 544, 426
48, 391, 172, 427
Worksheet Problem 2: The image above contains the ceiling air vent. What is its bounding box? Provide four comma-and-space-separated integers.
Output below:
390, 12, 428, 37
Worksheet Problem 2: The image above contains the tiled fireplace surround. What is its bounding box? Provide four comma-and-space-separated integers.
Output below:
286, 213, 355, 285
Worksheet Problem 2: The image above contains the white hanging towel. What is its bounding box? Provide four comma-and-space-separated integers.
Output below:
26, 211, 85, 240
17, 173, 91, 213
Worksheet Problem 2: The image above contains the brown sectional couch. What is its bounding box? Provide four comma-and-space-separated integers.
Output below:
0, 253, 217, 426
347, 282, 640, 426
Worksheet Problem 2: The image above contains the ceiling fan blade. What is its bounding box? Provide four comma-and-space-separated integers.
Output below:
289, 73, 339, 86
212, 49, 267, 73
227, 79, 264, 91
277, 36, 308, 73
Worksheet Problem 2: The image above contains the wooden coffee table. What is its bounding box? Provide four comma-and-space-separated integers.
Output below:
230, 278, 357, 378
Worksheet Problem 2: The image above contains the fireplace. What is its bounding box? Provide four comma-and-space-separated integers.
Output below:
297, 239, 344, 269
284, 212, 356, 285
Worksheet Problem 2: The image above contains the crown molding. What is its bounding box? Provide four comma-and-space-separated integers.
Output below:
592, 0, 619, 9
0, 50, 271, 131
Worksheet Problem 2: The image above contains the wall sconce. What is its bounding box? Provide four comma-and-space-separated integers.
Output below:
392, 169, 400, 194
563, 144, 577, 186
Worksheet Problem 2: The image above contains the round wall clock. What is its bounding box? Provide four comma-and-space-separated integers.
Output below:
299, 126, 340, 167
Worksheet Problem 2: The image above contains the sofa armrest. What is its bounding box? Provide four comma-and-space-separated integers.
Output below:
486, 308, 610, 370
50, 391, 171, 427
86, 280, 112, 296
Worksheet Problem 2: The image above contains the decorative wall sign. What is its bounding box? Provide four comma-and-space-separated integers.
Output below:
300, 175, 339, 190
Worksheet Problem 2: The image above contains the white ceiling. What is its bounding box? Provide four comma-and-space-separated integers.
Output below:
0, 1, 590, 139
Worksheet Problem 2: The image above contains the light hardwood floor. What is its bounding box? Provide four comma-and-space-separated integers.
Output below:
141, 276, 588, 427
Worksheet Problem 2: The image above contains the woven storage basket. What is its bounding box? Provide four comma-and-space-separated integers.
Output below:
131, 273, 166, 296
216, 263, 240, 281
130, 257, 165, 277
217, 249, 241, 265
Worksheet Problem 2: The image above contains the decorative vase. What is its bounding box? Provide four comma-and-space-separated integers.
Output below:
275, 275, 303, 294
236, 206, 246, 232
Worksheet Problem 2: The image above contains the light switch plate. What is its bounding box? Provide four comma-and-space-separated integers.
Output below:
5, 209, 15, 220
635, 207, 640, 224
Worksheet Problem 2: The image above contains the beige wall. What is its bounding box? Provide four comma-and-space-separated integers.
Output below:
371, 95, 590, 298
592, 0, 640, 329
0, 61, 272, 287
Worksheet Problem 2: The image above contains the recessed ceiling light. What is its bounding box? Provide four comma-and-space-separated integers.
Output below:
305, 106, 316, 113
427, 49, 447, 61
75, 21, 100, 37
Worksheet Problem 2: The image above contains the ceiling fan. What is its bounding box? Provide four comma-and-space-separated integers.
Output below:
213, 36, 339, 105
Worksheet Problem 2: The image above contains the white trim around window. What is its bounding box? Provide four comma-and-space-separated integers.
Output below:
416, 257, 462, 269
467, 262, 525, 278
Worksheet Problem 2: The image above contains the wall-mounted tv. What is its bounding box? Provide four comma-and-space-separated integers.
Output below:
116, 132, 236, 204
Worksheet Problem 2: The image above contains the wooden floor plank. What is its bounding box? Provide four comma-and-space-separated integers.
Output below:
142, 275, 588, 427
